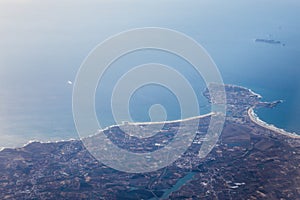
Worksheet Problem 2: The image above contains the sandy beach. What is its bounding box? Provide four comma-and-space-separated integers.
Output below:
248, 107, 300, 139
122, 112, 215, 126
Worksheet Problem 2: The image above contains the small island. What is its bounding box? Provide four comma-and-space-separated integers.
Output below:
255, 38, 281, 44
254, 38, 286, 46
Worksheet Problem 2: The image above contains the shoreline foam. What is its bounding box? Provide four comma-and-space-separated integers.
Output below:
248, 107, 300, 139
0, 138, 78, 152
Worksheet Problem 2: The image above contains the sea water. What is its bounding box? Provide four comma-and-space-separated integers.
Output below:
0, 0, 299, 148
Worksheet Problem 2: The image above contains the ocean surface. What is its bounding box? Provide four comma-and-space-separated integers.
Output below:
0, 0, 299, 148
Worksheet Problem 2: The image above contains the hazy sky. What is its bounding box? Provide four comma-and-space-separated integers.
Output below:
1, 0, 299, 75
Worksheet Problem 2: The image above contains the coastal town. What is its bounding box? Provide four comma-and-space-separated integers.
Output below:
0, 84, 299, 199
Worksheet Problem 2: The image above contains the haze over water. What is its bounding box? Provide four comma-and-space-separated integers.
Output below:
0, 0, 299, 148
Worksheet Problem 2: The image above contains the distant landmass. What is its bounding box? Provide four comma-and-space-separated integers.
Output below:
0, 85, 299, 199
255, 38, 285, 46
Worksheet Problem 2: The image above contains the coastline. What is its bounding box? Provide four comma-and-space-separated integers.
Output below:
0, 138, 78, 153
2, 106, 299, 152
248, 107, 300, 139
1, 85, 299, 152
0, 113, 215, 152
245, 86, 299, 139
121, 112, 215, 126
